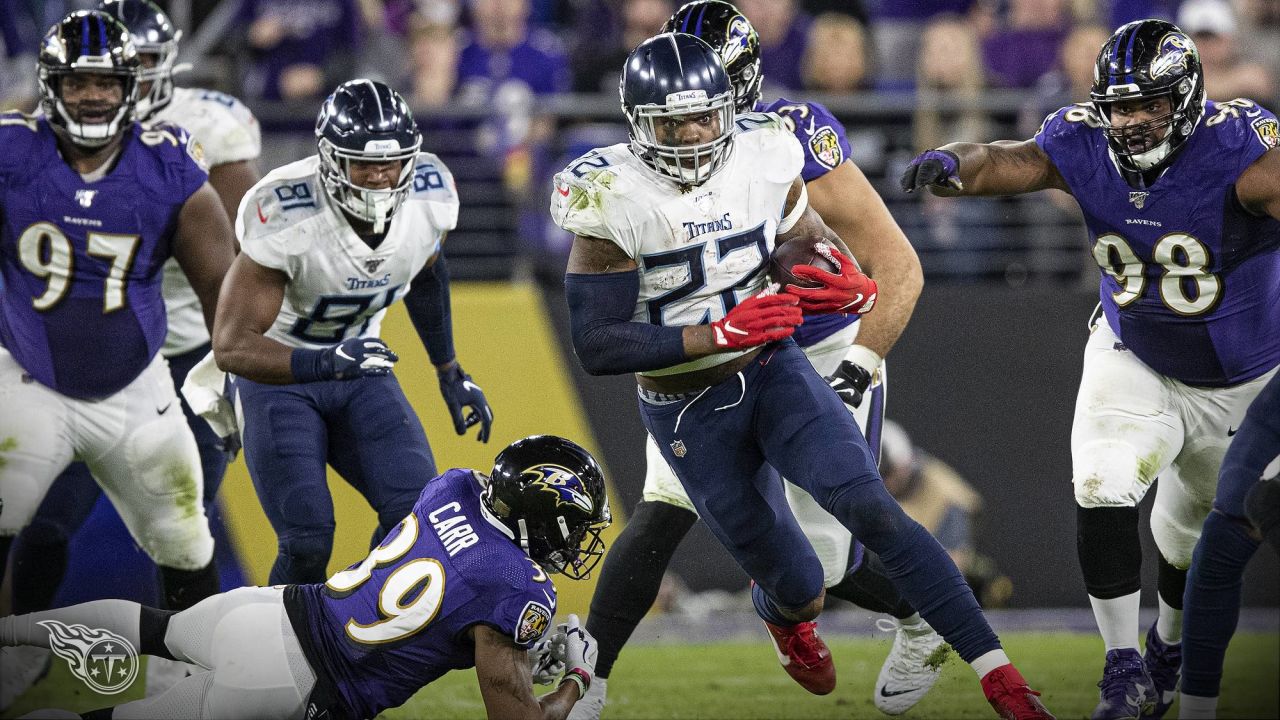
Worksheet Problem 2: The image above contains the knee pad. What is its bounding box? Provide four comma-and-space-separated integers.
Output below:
138, 511, 215, 570
1151, 500, 1210, 570
1245, 480, 1280, 536
278, 532, 334, 581
1073, 441, 1151, 508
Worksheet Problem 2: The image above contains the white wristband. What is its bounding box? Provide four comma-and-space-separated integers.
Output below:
844, 344, 882, 375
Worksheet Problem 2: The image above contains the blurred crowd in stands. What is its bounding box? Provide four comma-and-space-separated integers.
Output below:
3, 0, 1278, 281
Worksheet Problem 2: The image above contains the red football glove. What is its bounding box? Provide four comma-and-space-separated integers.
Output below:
710, 288, 803, 350
787, 243, 878, 315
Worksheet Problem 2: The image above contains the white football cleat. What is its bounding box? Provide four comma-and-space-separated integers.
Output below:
145, 656, 197, 697
566, 676, 607, 720
0, 646, 52, 712
873, 617, 949, 715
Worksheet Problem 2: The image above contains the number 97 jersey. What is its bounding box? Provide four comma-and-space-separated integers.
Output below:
1036, 99, 1280, 387
235, 153, 458, 349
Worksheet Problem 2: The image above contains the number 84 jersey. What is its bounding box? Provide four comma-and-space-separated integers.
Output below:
235, 153, 459, 349
551, 113, 803, 376
1036, 99, 1280, 387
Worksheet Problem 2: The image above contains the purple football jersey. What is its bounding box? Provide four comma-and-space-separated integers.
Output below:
0, 114, 207, 399
758, 98, 859, 348
1036, 100, 1280, 386
285, 468, 558, 719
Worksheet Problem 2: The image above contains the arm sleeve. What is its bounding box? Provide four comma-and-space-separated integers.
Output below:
565, 271, 688, 376
403, 254, 456, 366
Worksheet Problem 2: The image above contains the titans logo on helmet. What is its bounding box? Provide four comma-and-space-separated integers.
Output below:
1149, 33, 1196, 79
523, 464, 595, 514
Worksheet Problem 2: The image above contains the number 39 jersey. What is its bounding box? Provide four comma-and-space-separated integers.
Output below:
236, 153, 458, 349
0, 113, 208, 399
551, 113, 804, 376
1036, 99, 1280, 387
284, 468, 558, 720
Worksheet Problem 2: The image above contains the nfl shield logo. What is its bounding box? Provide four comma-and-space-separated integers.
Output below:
1128, 191, 1148, 209
670, 440, 687, 458
76, 189, 98, 208
365, 257, 386, 274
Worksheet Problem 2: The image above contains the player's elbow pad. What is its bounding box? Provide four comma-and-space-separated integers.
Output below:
565, 271, 686, 375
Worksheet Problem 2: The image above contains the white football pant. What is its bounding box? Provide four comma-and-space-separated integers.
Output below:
1071, 316, 1276, 567
0, 346, 214, 570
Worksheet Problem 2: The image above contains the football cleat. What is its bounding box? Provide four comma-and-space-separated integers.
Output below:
0, 646, 52, 712
762, 620, 836, 695
981, 664, 1055, 720
1143, 625, 1182, 719
1091, 648, 1156, 720
566, 675, 607, 720
873, 617, 950, 715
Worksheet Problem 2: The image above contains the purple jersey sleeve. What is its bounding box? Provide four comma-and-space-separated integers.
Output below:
1033, 104, 1107, 188
759, 98, 853, 182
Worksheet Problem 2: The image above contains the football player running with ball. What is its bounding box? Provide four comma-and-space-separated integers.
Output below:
569, 3, 945, 717
0, 436, 612, 720
213, 79, 494, 585
901, 19, 1280, 720
554, 32, 1052, 720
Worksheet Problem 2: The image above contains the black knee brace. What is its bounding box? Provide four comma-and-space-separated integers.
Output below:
139, 606, 179, 660
1077, 505, 1142, 599
160, 560, 220, 611
1156, 552, 1188, 610
587, 500, 697, 679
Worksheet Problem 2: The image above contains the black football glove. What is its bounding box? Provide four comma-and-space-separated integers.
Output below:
826, 359, 873, 409
899, 149, 963, 193
438, 364, 494, 442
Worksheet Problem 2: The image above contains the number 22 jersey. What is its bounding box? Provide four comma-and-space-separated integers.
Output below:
1036, 99, 1280, 386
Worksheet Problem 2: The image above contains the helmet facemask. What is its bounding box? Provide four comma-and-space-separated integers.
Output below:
318, 137, 421, 234
134, 31, 182, 120
1094, 78, 1202, 173
626, 89, 735, 186
40, 61, 140, 149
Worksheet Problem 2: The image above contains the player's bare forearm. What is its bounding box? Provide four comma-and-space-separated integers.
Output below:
173, 183, 236, 334
211, 254, 295, 383
809, 162, 923, 357
473, 626, 579, 720
208, 160, 262, 250
934, 140, 1068, 196
1236, 148, 1280, 220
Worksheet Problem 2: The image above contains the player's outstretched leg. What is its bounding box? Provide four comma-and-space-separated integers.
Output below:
752, 581, 836, 695
570, 500, 698, 720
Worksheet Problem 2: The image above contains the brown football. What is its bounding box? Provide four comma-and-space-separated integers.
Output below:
768, 235, 839, 288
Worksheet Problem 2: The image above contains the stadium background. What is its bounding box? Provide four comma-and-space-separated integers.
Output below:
3, 0, 1277, 667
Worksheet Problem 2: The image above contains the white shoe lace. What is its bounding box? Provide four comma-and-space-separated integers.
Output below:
876, 618, 944, 686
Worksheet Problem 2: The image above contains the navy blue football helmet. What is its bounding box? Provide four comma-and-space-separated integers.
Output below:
1091, 19, 1205, 175
484, 435, 611, 579
38, 10, 141, 148
663, 1, 763, 113
98, 0, 182, 119
315, 79, 422, 232
620, 32, 735, 186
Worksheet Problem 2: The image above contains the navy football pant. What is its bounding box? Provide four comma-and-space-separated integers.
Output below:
1183, 371, 1280, 697
640, 341, 999, 662
234, 373, 436, 585
11, 344, 228, 612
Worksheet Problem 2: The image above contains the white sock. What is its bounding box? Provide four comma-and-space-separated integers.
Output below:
1178, 691, 1218, 718
970, 649, 1011, 678
1156, 596, 1183, 645
1089, 591, 1141, 651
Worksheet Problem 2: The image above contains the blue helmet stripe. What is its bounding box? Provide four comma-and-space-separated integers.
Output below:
680, 8, 692, 32
96, 14, 107, 54
694, 3, 708, 36
81, 15, 90, 58
1122, 25, 1140, 84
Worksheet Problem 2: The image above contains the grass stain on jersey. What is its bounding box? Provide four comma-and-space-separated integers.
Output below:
161, 460, 200, 520
568, 171, 616, 214
0, 436, 15, 471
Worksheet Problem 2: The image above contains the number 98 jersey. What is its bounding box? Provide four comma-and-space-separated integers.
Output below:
551, 112, 803, 376
1036, 99, 1280, 387
0, 113, 208, 399
236, 153, 458, 349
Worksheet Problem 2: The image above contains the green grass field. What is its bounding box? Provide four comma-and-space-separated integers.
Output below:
8, 632, 1278, 719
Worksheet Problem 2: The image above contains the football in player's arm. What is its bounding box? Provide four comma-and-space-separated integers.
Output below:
901, 19, 1280, 719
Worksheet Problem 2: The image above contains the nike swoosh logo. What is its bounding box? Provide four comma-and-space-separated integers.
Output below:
556, 183, 570, 197
879, 685, 918, 698
462, 380, 481, 392
805, 117, 816, 135
256, 202, 268, 224
157, 402, 172, 415
722, 321, 747, 336
335, 346, 355, 361
1228, 427, 1238, 436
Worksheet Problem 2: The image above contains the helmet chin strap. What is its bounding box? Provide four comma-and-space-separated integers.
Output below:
56, 100, 127, 148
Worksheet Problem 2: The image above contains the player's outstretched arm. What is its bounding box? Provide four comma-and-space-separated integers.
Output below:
211, 253, 293, 382
472, 624, 580, 720
1236, 148, 1280, 220
900, 140, 1068, 197
173, 182, 237, 334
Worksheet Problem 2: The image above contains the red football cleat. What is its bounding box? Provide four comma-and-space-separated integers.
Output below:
762, 620, 837, 695
981, 664, 1055, 720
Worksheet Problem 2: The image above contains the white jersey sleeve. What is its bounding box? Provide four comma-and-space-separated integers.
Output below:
550, 144, 647, 258
236, 157, 326, 276
161, 87, 261, 166
731, 111, 805, 195
409, 151, 460, 238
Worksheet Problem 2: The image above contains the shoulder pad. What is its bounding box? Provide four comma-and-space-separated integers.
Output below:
408, 152, 458, 200
550, 148, 630, 239
169, 88, 262, 165
1205, 99, 1279, 152
734, 110, 786, 135
0, 111, 39, 133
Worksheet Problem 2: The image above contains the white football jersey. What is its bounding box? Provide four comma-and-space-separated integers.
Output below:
157, 87, 262, 356
236, 153, 459, 350
551, 112, 803, 376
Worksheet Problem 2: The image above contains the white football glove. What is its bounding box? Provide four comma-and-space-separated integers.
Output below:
559, 614, 597, 698
529, 632, 566, 685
